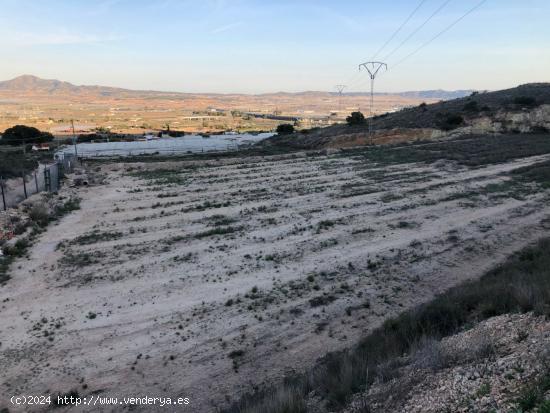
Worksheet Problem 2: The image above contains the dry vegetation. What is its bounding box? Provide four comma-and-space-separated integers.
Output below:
228, 237, 550, 413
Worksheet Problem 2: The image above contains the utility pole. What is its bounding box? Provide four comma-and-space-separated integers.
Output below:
71, 119, 78, 158
358, 61, 387, 143
335, 85, 347, 114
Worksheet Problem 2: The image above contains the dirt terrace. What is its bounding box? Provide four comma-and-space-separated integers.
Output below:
1, 150, 550, 412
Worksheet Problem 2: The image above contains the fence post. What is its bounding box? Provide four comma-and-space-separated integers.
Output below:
22, 173, 28, 199
44, 168, 51, 192
34, 172, 39, 193
1, 177, 6, 211
57, 163, 62, 189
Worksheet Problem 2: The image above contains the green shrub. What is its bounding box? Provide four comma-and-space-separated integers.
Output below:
516, 372, 550, 411
29, 203, 50, 227
194, 226, 241, 239
54, 198, 81, 218
2, 238, 30, 258
537, 400, 550, 413
0, 255, 14, 284
309, 294, 336, 307
276, 124, 295, 135
0, 125, 54, 146
346, 112, 366, 126
439, 114, 464, 131
73, 230, 123, 245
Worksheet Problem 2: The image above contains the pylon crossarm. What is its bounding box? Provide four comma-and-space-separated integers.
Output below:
357, 61, 387, 143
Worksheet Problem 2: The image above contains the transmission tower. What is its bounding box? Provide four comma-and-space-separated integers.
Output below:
335, 85, 346, 114
359, 61, 387, 142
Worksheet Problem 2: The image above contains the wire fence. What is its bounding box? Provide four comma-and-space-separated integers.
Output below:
0, 154, 78, 211
57, 143, 244, 159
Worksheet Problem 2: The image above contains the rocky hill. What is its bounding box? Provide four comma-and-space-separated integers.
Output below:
0, 75, 77, 93
0, 74, 121, 95
371, 83, 550, 130
345, 313, 550, 413
264, 83, 550, 149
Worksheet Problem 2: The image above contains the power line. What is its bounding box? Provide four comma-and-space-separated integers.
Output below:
347, 1, 428, 91
343, 70, 363, 87
390, 0, 487, 70
358, 62, 387, 141
347, 71, 369, 91
342, 0, 487, 108
345, 0, 430, 91
371, 0, 428, 60
382, 0, 453, 62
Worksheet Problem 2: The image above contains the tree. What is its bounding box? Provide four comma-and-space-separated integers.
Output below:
276, 124, 294, 135
1, 125, 54, 145
346, 111, 366, 126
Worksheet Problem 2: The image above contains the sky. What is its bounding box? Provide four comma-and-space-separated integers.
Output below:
0, 0, 548, 94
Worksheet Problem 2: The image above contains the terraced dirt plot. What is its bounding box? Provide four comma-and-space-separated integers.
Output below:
1, 148, 550, 412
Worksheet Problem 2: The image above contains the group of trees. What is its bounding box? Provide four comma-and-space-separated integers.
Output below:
276, 111, 367, 135
0, 125, 54, 145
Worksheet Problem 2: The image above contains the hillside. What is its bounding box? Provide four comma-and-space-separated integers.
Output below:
0, 74, 125, 96
393, 89, 474, 100
370, 83, 550, 130
264, 83, 550, 149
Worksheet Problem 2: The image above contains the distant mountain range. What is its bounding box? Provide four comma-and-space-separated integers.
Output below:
0, 75, 146, 98
0, 75, 474, 100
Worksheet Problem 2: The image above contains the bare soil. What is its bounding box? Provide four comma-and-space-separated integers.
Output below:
1, 150, 550, 412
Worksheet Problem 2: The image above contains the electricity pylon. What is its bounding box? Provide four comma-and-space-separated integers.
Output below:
359, 62, 387, 143
335, 85, 346, 114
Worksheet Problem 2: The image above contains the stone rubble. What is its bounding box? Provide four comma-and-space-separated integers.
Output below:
345, 313, 550, 413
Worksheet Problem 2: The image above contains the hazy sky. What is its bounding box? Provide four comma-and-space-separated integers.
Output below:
0, 0, 548, 93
